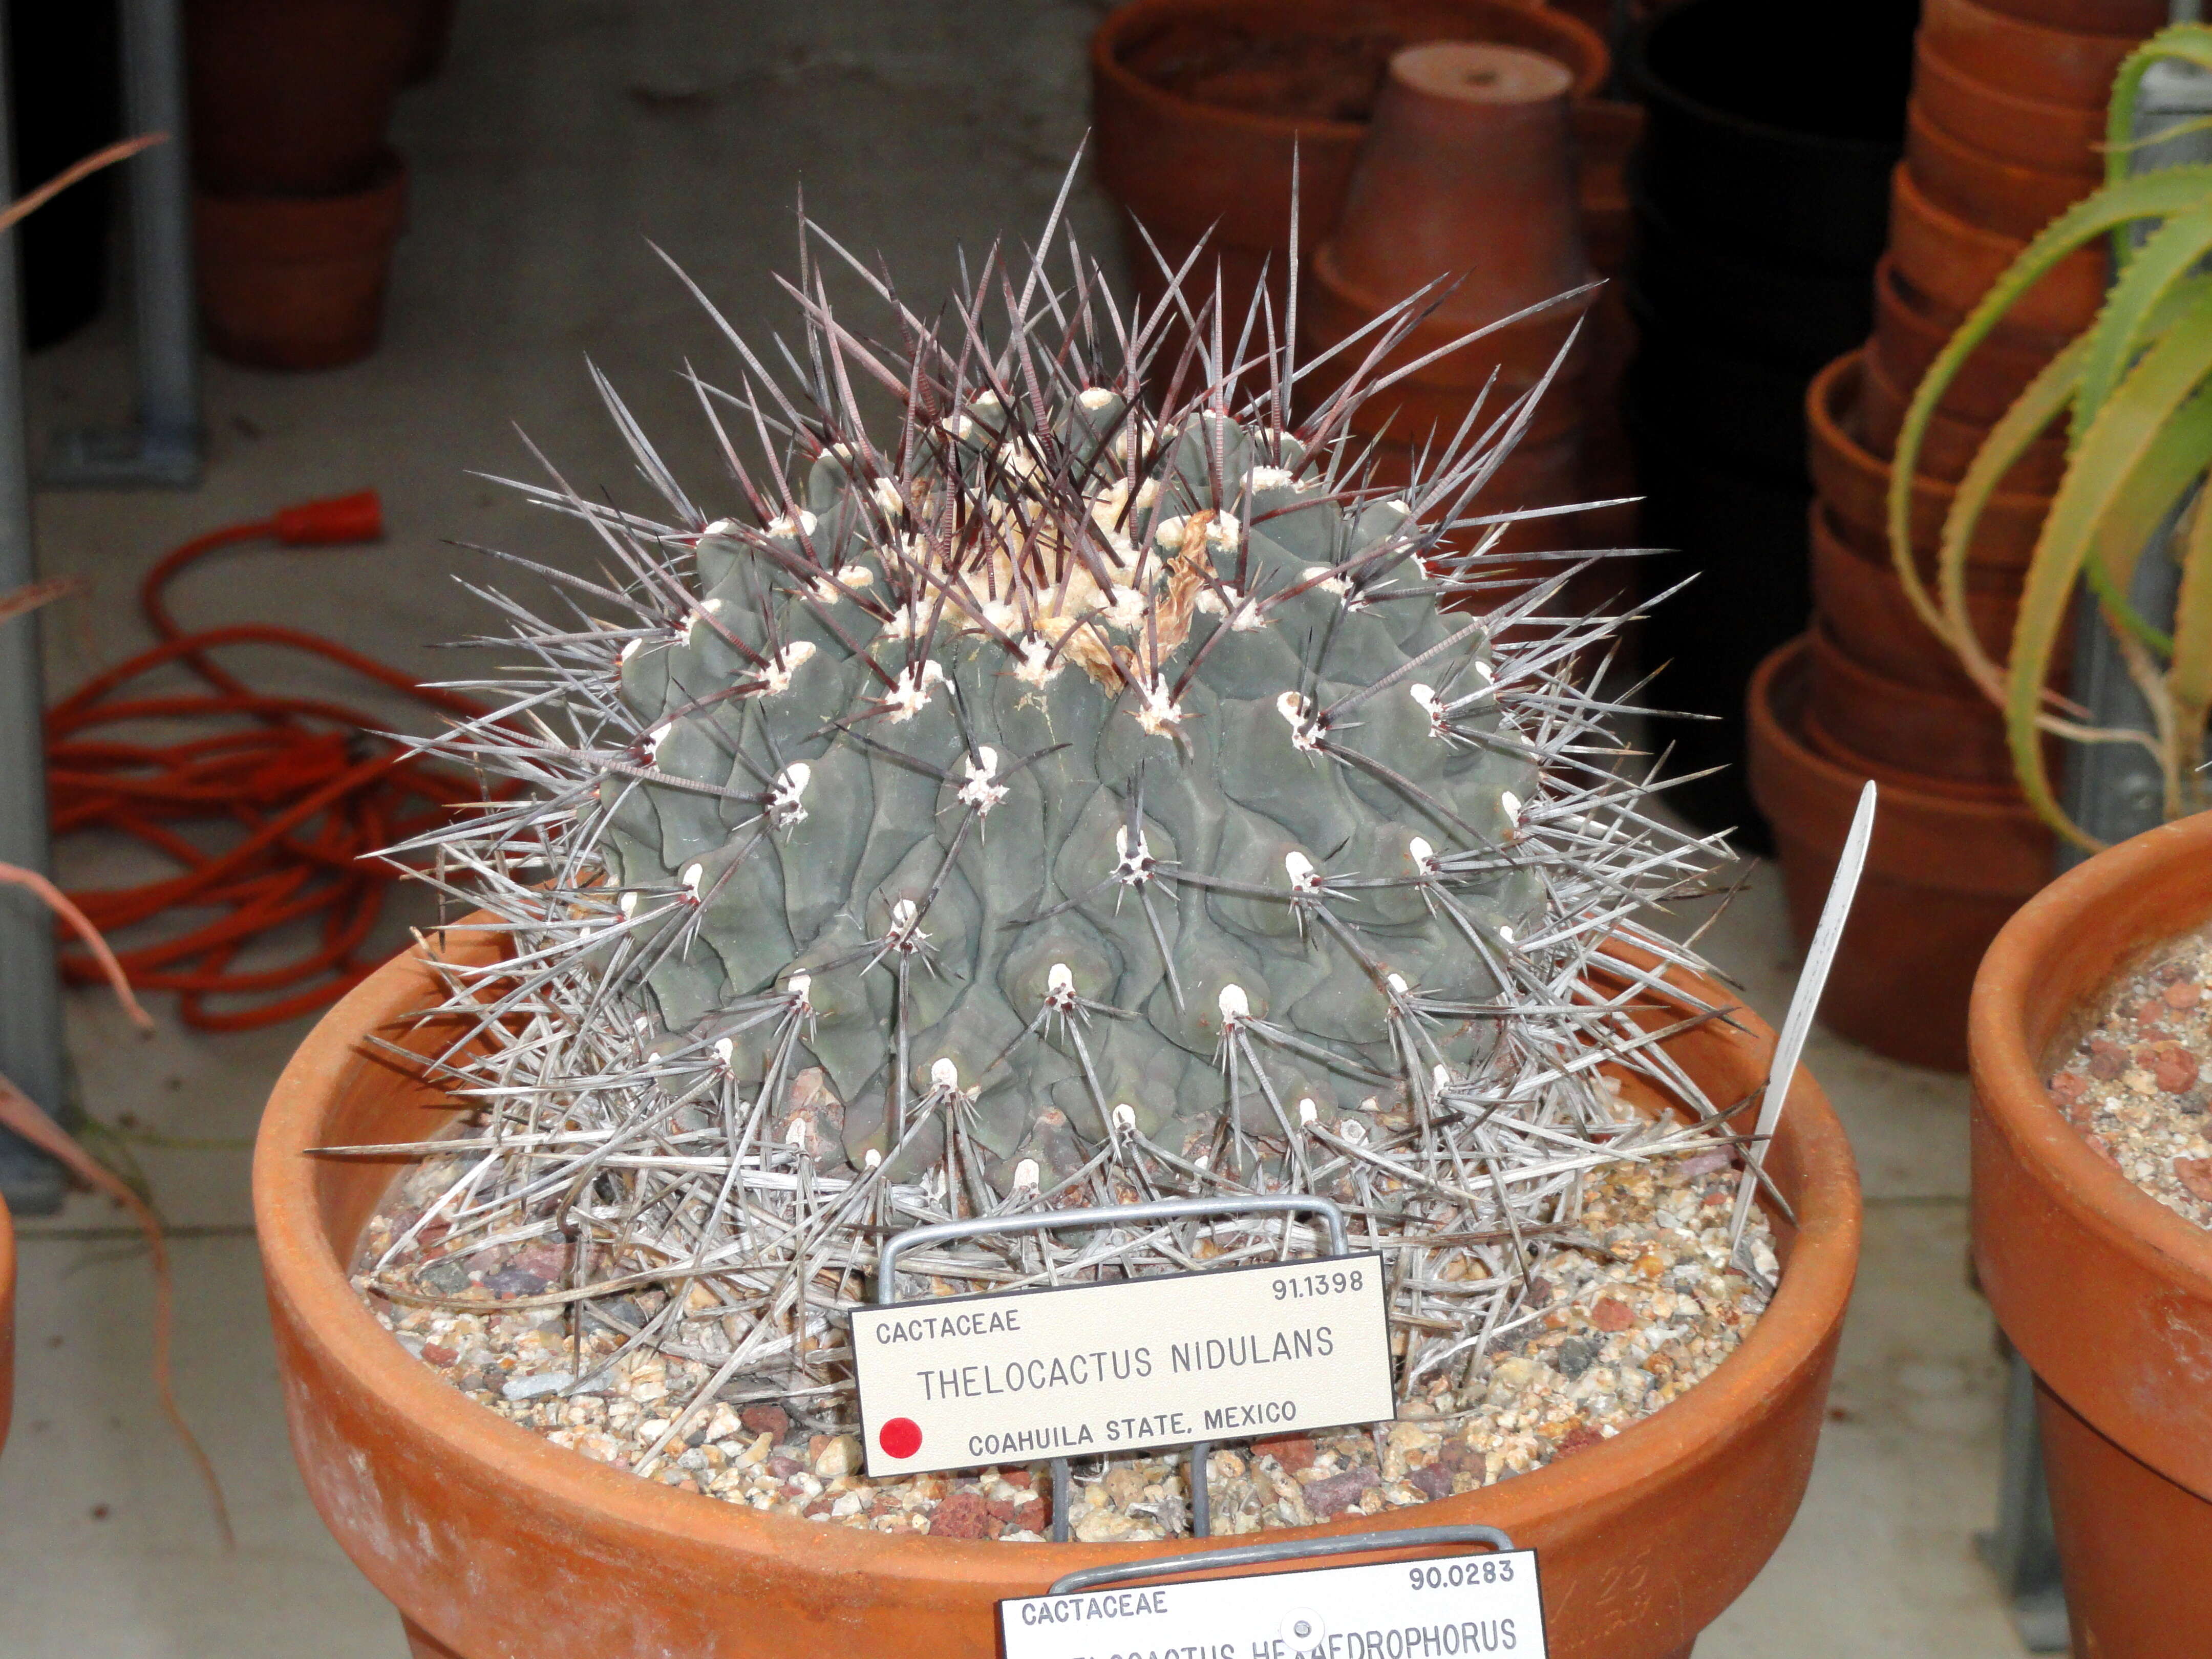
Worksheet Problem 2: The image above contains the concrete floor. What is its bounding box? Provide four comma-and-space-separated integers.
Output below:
1, 3, 2044, 1652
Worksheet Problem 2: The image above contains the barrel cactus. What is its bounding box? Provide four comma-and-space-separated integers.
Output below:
372, 183, 1734, 1470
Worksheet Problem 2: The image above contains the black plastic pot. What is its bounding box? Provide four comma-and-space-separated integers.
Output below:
1626, 182, 1874, 372
1623, 0, 1918, 273
1627, 412, 1814, 849
1622, 295, 1810, 487
10, 0, 123, 350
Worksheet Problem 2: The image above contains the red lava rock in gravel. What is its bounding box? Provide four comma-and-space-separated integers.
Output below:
1303, 1467, 1380, 1518
986, 1498, 1016, 1525
2175, 1158, 2212, 1202
741, 1404, 790, 1438
511, 1241, 568, 1279
2153, 1044, 2201, 1094
803, 1498, 834, 1519
1552, 1424, 1605, 1458
1002, 1469, 1033, 1490
485, 1267, 547, 1297
1255, 1433, 1318, 1474
1590, 1296, 1633, 1332
1439, 1439, 1481, 1473
1409, 1462, 1454, 1501
2166, 981, 2203, 1009
1523, 1275, 1555, 1307
1011, 1498, 1048, 1533
929, 1492, 994, 1539
420, 1342, 458, 1368
2088, 1042, 2126, 1080
765, 1455, 803, 1478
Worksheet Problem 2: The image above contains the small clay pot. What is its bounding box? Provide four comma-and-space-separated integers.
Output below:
1867, 256, 2073, 427
1805, 620, 2019, 789
1325, 42, 1587, 318
1090, 0, 1607, 345
1623, 0, 1916, 272
1904, 104, 2100, 242
1748, 637, 2051, 1071
1, 1190, 13, 1453
261, 922, 1860, 1659
185, 0, 418, 195
1807, 351, 2053, 567
1911, 36, 2109, 176
194, 153, 409, 371
1971, 812, 2212, 1651
1856, 345, 2070, 491
1809, 504, 2030, 696
1920, 0, 2154, 109
1887, 164, 2108, 336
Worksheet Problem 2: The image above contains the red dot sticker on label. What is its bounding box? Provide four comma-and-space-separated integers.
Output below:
879, 1417, 923, 1459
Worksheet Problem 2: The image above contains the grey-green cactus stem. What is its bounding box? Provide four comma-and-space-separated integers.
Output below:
363, 170, 1736, 1444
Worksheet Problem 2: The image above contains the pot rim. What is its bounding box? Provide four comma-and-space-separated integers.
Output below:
1089, 0, 1607, 143
1807, 349, 2054, 517
1969, 814, 2212, 1303
256, 920, 1860, 1590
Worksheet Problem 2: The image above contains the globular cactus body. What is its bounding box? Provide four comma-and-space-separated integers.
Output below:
382, 176, 1729, 1431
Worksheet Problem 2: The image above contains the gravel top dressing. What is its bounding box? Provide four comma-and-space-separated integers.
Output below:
2047, 926, 2212, 1231
357, 1142, 1774, 1542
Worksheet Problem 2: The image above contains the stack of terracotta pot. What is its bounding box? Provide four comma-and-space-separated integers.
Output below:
1089, 0, 1640, 593
187, 0, 459, 370
1749, 0, 2164, 1071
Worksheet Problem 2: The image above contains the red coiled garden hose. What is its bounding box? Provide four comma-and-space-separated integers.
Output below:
45, 492, 497, 1030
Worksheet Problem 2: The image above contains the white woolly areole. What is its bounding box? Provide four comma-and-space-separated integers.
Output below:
1409, 835, 1435, 869
1284, 849, 1320, 892
769, 761, 812, 828
1410, 682, 1446, 734
1298, 1097, 1320, 1125
863, 1148, 882, 1169
1342, 1119, 1369, 1145
958, 746, 1007, 815
765, 508, 818, 539
1276, 690, 1322, 752
1077, 386, 1116, 410
1500, 791, 1523, 831
1217, 983, 1250, 1024
1111, 1102, 1137, 1130
647, 722, 673, 760
1134, 673, 1185, 735
784, 972, 812, 1009
713, 1036, 734, 1065
885, 657, 945, 721
620, 637, 644, 663
1303, 564, 1349, 597
680, 862, 704, 894
929, 1056, 961, 1091
1013, 1157, 1041, 1188
618, 891, 640, 918
1014, 634, 1061, 685
1047, 962, 1076, 997
761, 640, 816, 696
1250, 465, 1298, 491
1387, 972, 1409, 994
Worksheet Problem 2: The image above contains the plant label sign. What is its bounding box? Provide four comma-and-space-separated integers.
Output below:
849, 1254, 1391, 1477
999, 1548, 1546, 1659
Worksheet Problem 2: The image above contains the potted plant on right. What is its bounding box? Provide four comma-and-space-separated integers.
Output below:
1892, 22, 2212, 1652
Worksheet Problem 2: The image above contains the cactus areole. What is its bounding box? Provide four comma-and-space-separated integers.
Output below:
375, 174, 1735, 1441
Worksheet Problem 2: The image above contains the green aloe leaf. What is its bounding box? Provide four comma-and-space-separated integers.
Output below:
2077, 206, 2212, 432
2004, 328, 2212, 844
2167, 483, 2212, 811
2107, 26, 2212, 196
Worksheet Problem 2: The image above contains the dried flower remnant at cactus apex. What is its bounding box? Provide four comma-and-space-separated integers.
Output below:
356, 165, 1740, 1471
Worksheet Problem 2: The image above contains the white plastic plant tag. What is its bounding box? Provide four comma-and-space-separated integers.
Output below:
1000, 1548, 1545, 1659
850, 1254, 1392, 1477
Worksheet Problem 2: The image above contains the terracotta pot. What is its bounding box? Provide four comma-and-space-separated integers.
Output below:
1, 1191, 13, 1454
185, 0, 418, 196
1911, 36, 2109, 176
1970, 811, 2212, 1653
1326, 43, 1588, 317
258, 924, 1860, 1659
1808, 504, 2027, 696
1888, 163, 2107, 336
1919, 0, 2155, 109
1903, 104, 2099, 241
1748, 637, 2051, 1071
1090, 0, 1607, 347
1856, 344, 2070, 492
1807, 351, 2053, 568
1805, 620, 2020, 788
194, 153, 408, 371
1623, 0, 1915, 272
1867, 256, 2072, 427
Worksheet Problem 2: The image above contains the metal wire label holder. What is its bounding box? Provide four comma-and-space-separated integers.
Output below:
868, 1194, 1386, 1542
1005, 1523, 1542, 1659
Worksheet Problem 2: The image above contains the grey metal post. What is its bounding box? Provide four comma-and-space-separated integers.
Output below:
0, 6, 66, 1212
1981, 38, 2212, 1650
44, 0, 199, 488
